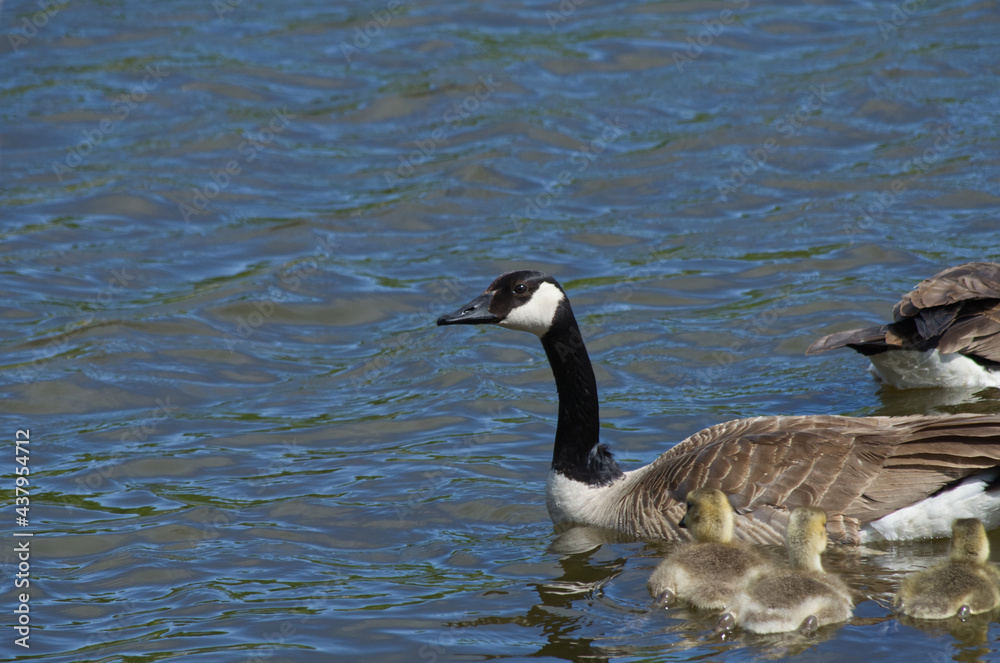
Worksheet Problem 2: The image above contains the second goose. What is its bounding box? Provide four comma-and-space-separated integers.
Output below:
807, 262, 1000, 388
437, 270, 1000, 543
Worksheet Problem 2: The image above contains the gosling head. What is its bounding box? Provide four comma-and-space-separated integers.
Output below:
437, 270, 570, 338
949, 518, 990, 564
785, 507, 828, 573
679, 488, 735, 544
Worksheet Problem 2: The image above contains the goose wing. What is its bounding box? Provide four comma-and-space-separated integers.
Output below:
805, 325, 889, 355
928, 301, 1000, 364
627, 414, 1000, 543
893, 262, 1000, 318
807, 262, 1000, 359
892, 262, 1000, 362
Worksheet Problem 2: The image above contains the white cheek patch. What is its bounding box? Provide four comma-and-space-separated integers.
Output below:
499, 281, 566, 337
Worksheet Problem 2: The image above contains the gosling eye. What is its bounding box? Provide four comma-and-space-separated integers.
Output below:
513, 283, 528, 295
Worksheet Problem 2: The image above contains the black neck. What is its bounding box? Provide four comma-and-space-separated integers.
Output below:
540, 305, 623, 486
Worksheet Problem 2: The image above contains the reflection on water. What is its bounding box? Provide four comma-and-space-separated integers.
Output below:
3, 0, 1000, 660
871, 386, 1000, 417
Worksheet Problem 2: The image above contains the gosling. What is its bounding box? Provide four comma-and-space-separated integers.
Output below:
895, 518, 1000, 619
648, 488, 771, 610
719, 507, 852, 634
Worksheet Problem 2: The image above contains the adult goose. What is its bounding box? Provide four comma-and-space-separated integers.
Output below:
437, 270, 1000, 544
806, 262, 1000, 388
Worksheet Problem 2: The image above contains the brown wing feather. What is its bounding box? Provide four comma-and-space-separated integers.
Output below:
894, 262, 1000, 319
808, 263, 1000, 363
620, 414, 1000, 544
935, 301, 1000, 363
805, 325, 890, 355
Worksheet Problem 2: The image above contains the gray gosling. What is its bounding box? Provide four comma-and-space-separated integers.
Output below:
719, 507, 852, 634
895, 518, 1000, 619
648, 488, 771, 610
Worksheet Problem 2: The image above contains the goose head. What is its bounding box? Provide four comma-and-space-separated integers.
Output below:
437, 270, 570, 338
949, 518, 989, 563
785, 507, 828, 572
679, 488, 736, 544
437, 270, 620, 488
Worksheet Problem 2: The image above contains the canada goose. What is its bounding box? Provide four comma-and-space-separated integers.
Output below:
894, 518, 1000, 619
437, 270, 1000, 543
647, 488, 772, 609
719, 508, 852, 634
806, 262, 1000, 388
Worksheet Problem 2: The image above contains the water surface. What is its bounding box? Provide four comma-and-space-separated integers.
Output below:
3, 0, 1000, 661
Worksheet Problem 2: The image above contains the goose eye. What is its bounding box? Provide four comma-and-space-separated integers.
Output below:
513, 283, 528, 295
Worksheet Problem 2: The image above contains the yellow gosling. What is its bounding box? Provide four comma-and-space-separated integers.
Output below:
895, 518, 1000, 619
648, 488, 771, 610
720, 507, 852, 634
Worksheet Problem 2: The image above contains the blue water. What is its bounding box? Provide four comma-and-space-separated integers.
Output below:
3, 0, 1000, 660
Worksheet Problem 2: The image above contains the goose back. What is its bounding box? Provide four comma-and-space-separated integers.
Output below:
611, 414, 1000, 543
